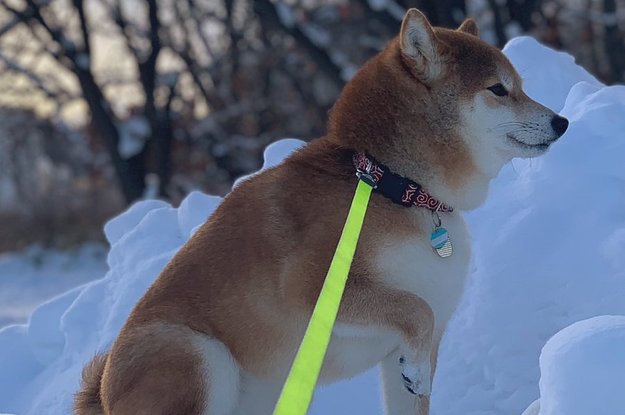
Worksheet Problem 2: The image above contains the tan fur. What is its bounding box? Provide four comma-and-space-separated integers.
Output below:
458, 18, 479, 37
75, 354, 107, 415
76, 8, 564, 415
99, 322, 209, 414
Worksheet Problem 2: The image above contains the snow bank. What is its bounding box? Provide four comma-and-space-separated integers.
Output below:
537, 316, 625, 415
503, 37, 600, 112
432, 39, 625, 415
0, 244, 107, 327
1, 37, 625, 415
0, 141, 309, 415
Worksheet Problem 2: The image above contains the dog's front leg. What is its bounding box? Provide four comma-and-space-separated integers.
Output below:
381, 348, 431, 415
339, 282, 435, 414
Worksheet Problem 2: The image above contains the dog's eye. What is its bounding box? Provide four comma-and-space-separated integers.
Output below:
487, 83, 508, 97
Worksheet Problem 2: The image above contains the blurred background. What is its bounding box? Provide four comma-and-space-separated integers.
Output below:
0, 0, 624, 253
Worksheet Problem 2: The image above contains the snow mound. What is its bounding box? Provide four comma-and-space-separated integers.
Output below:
538, 316, 625, 415
432, 42, 625, 415
1, 37, 625, 415
0, 244, 107, 327
0, 192, 228, 415
503, 37, 601, 112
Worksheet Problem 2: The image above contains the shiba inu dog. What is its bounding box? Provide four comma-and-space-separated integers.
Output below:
75, 8, 568, 415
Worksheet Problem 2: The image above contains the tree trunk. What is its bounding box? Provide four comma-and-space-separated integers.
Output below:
486, 0, 508, 47
253, 0, 345, 89
603, 0, 625, 83
153, 115, 173, 198
75, 68, 146, 203
413, 0, 466, 27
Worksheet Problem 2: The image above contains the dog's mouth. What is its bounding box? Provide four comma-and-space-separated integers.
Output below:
507, 133, 553, 152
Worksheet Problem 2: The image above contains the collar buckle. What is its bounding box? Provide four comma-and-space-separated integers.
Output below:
355, 159, 378, 189
356, 171, 378, 189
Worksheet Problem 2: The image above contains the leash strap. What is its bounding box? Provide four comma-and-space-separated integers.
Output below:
273, 179, 373, 415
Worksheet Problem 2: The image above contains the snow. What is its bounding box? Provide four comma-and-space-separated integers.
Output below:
0, 178, 18, 211
367, 0, 406, 20
0, 244, 107, 327
301, 24, 331, 47
430, 41, 625, 415
502, 37, 601, 112
2, 37, 625, 414
233, 138, 305, 187
275, 3, 296, 29
117, 116, 150, 159
522, 400, 540, 415
537, 316, 625, 415
75, 54, 90, 70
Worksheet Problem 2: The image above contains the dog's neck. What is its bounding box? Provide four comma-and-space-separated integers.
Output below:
417, 163, 492, 212
354, 144, 492, 212
353, 151, 454, 212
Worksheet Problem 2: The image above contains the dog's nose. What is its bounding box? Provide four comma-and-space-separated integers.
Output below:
551, 115, 569, 137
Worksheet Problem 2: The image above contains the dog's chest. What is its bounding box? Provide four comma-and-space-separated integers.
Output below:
374, 212, 471, 330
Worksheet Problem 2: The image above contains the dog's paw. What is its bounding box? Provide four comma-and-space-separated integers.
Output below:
399, 356, 431, 396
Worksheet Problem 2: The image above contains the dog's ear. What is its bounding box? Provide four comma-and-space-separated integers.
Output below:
457, 18, 479, 37
400, 9, 444, 82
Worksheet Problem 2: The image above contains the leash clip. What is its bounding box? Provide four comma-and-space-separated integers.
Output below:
356, 160, 378, 189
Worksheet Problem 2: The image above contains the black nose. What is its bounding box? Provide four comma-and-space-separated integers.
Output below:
551, 115, 569, 137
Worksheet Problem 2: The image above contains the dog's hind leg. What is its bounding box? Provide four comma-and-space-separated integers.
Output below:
100, 322, 240, 415
195, 333, 242, 415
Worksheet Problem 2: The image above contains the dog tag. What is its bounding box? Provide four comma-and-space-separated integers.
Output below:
431, 227, 453, 258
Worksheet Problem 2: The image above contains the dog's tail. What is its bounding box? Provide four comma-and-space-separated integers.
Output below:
74, 354, 108, 415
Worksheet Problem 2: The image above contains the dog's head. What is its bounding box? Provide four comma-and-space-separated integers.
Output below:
399, 9, 568, 178
328, 9, 568, 209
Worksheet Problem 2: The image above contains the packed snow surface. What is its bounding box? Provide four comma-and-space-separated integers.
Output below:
537, 316, 625, 415
1, 37, 625, 414
0, 244, 106, 327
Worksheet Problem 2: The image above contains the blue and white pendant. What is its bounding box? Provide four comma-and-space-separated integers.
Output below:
431, 227, 453, 258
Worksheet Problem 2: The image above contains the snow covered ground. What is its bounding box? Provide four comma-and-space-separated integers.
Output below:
0, 244, 107, 328
533, 316, 625, 415
2, 36, 625, 414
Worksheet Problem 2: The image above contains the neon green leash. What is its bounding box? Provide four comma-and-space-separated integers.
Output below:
273, 179, 373, 415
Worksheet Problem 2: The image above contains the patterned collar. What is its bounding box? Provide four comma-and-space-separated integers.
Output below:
353, 152, 453, 213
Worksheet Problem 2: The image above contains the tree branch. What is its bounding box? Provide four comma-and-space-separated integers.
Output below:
0, 2, 64, 62
4, 0, 80, 67
166, 0, 220, 108
183, 0, 219, 60
138, 0, 161, 118
603, 0, 625, 82
253, 0, 344, 87
358, 0, 402, 32
0, 50, 73, 103
110, 0, 141, 62
1, 0, 148, 202
0, 15, 19, 37
486, 0, 508, 47
72, 0, 91, 58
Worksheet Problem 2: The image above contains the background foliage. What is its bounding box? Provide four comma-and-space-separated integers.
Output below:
0, 0, 623, 250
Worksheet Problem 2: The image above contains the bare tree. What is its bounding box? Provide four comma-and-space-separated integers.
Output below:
1, 0, 622, 207
0, 0, 176, 202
